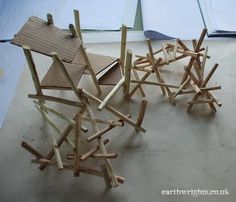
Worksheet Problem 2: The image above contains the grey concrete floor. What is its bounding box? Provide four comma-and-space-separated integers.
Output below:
0, 39, 236, 202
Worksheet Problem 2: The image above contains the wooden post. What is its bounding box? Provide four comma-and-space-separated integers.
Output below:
124, 49, 132, 97
74, 113, 81, 176
146, 39, 155, 64
73, 10, 83, 40
98, 77, 125, 110
21, 141, 45, 159
47, 13, 54, 25
101, 164, 112, 188
136, 100, 147, 129
120, 24, 127, 72
23, 46, 44, 103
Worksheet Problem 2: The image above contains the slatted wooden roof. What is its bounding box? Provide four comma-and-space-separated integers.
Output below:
11, 16, 82, 63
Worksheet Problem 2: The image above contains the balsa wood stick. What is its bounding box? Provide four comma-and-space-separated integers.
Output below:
101, 164, 112, 188
201, 46, 208, 75
73, 10, 83, 40
202, 63, 218, 87
124, 49, 132, 97
146, 39, 155, 64
83, 89, 146, 132
39, 113, 79, 171
173, 77, 191, 97
34, 101, 75, 125
177, 38, 190, 51
36, 107, 64, 170
92, 153, 118, 159
80, 139, 110, 161
87, 125, 117, 142
69, 24, 101, 94
132, 69, 146, 97
98, 77, 125, 110
21, 141, 45, 159
81, 116, 124, 127
120, 24, 127, 71
136, 100, 147, 128
162, 44, 169, 64
28, 94, 84, 108
131, 80, 180, 89
74, 113, 81, 176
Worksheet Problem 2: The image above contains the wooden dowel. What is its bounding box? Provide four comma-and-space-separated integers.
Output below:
131, 80, 180, 89
124, 49, 132, 97
177, 39, 189, 51
101, 164, 112, 188
184, 66, 199, 85
34, 101, 75, 125
92, 153, 118, 159
190, 80, 201, 95
38, 108, 63, 170
85, 100, 119, 186
28, 94, 84, 108
153, 64, 166, 95
133, 59, 150, 65
87, 125, 117, 142
39, 113, 79, 170
80, 139, 109, 161
136, 100, 147, 128
132, 66, 153, 73
132, 69, 146, 97
74, 113, 81, 176
202, 63, 218, 87
193, 59, 203, 83
83, 90, 146, 132
134, 63, 153, 69
201, 46, 208, 75
47, 13, 54, 25
98, 77, 125, 110
208, 92, 222, 107
73, 10, 83, 40
129, 72, 152, 97
192, 39, 197, 49
81, 116, 124, 127
173, 40, 178, 59
21, 141, 45, 159
162, 44, 169, 64
195, 28, 207, 52
173, 77, 191, 97
69, 24, 78, 38
146, 39, 155, 64
135, 55, 147, 59
23, 46, 44, 103
187, 93, 201, 112
120, 24, 127, 70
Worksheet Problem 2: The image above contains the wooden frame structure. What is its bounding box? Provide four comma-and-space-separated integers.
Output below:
125, 29, 221, 112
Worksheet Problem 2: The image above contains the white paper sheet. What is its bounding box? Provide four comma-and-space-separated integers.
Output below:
211, 0, 236, 31
141, 0, 204, 39
56, 0, 125, 30
0, 43, 25, 128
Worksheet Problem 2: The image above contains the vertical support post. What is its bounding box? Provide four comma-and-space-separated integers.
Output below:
120, 24, 127, 74
124, 49, 132, 97
74, 10, 83, 40
23, 46, 44, 104
47, 13, 54, 25
69, 24, 101, 94
74, 113, 81, 176
101, 164, 112, 188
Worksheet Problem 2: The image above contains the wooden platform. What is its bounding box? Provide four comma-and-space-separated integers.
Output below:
11, 16, 82, 63
41, 61, 85, 90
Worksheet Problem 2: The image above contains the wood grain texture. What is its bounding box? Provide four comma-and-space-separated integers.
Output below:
11, 16, 82, 63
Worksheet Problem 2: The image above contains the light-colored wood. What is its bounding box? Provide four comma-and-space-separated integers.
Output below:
83, 89, 146, 132
38, 107, 64, 170
98, 77, 125, 110
202, 63, 218, 87
101, 164, 112, 188
74, 113, 81, 176
81, 116, 124, 127
80, 139, 109, 161
120, 25, 127, 71
132, 69, 146, 97
92, 153, 118, 159
201, 46, 208, 75
124, 49, 132, 97
21, 141, 45, 159
146, 39, 155, 64
23, 46, 44, 103
162, 44, 169, 64
74, 10, 83, 40
131, 80, 180, 89
136, 100, 147, 128
47, 13, 54, 25
28, 94, 84, 108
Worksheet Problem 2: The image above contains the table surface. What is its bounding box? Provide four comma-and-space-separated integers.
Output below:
1, 39, 236, 202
